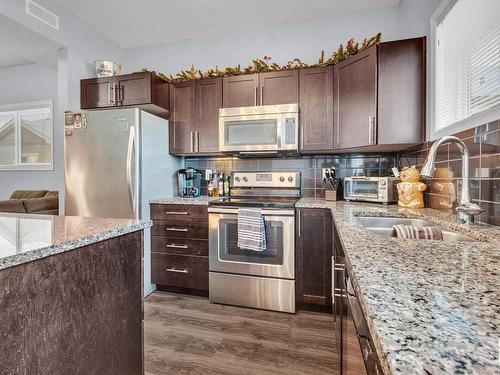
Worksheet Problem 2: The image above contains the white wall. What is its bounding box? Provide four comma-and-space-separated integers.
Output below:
0, 63, 61, 200
124, 1, 443, 77
124, 6, 400, 74
0, 0, 125, 204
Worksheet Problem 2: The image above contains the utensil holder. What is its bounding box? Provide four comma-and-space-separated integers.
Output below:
325, 190, 338, 201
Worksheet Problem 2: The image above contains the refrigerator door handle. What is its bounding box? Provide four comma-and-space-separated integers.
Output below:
126, 125, 136, 214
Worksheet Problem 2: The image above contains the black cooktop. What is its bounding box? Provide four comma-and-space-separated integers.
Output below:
209, 197, 299, 208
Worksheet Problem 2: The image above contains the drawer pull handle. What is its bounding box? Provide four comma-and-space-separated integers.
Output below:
166, 267, 189, 274
166, 243, 189, 249
166, 228, 189, 232
166, 211, 190, 215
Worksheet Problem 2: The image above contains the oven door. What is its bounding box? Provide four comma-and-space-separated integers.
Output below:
208, 207, 294, 279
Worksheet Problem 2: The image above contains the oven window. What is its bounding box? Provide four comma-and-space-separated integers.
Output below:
224, 119, 278, 146
346, 180, 379, 197
218, 218, 283, 265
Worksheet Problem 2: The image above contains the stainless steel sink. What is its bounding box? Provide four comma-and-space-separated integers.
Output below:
355, 216, 477, 242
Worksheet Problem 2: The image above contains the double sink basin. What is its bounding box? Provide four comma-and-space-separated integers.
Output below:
355, 216, 477, 242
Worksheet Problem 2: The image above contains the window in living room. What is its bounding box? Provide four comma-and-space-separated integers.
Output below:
0, 101, 53, 170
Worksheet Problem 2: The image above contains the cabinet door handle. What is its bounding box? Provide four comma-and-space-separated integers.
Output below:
166, 227, 189, 232
300, 125, 305, 149
255, 86, 259, 105
166, 267, 189, 274
166, 243, 189, 249
108, 82, 115, 104
297, 211, 301, 237
166, 211, 190, 215
190, 131, 194, 152
261, 86, 264, 105
195, 130, 200, 152
119, 85, 124, 104
368, 116, 375, 145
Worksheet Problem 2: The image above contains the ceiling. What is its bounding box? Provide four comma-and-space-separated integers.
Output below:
52, 0, 400, 48
0, 15, 61, 69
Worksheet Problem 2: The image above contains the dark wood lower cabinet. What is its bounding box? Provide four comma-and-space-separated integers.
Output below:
295, 208, 332, 311
333, 224, 383, 375
150, 204, 209, 296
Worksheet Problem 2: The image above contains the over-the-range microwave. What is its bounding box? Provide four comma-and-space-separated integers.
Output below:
218, 104, 299, 157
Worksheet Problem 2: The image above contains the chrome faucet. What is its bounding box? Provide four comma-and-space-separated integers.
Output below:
420, 135, 484, 225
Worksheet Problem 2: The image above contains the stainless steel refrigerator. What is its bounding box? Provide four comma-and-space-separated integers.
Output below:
64, 108, 182, 296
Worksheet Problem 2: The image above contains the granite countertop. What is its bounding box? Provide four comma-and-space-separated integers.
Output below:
297, 198, 500, 375
150, 196, 216, 205
0, 212, 151, 271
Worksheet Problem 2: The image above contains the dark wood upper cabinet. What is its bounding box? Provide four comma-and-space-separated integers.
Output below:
299, 66, 334, 153
80, 76, 115, 109
222, 74, 259, 107
377, 37, 426, 146
169, 81, 195, 155
333, 37, 426, 152
334, 46, 378, 150
81, 71, 169, 118
195, 78, 222, 153
296, 208, 332, 309
259, 70, 299, 105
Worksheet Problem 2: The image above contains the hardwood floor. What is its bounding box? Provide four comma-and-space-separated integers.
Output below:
144, 292, 338, 375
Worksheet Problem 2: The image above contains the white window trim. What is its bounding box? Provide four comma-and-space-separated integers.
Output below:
0, 100, 54, 171
429, 0, 500, 140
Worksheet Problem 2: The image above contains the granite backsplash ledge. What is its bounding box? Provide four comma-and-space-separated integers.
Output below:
400, 120, 499, 226
185, 153, 398, 198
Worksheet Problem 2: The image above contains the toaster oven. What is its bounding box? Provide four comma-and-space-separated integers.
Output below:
344, 177, 398, 204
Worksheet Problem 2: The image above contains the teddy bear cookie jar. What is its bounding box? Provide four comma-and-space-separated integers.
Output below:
397, 166, 427, 209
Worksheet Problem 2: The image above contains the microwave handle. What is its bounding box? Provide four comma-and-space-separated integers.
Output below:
348, 176, 370, 180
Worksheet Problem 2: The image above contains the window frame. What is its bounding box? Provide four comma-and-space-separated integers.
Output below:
429, 0, 500, 140
0, 100, 54, 171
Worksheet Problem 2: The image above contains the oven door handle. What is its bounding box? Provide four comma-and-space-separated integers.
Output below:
208, 207, 294, 216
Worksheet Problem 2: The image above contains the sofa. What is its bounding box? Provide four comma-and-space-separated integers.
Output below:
0, 190, 59, 215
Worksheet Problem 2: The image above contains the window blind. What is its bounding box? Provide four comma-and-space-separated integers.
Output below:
435, 0, 500, 130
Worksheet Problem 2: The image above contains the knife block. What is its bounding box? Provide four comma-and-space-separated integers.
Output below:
325, 190, 338, 201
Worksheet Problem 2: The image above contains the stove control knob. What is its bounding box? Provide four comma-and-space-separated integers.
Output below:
379, 180, 386, 186
288, 176, 294, 183
279, 176, 285, 182
243, 177, 248, 182
235, 177, 241, 182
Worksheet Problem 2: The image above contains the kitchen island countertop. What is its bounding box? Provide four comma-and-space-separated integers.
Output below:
296, 197, 500, 375
0, 212, 151, 271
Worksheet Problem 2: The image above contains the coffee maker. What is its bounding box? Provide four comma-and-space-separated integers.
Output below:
177, 168, 202, 197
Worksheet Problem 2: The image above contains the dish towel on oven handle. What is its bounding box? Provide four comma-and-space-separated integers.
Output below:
237, 207, 267, 251
392, 224, 443, 240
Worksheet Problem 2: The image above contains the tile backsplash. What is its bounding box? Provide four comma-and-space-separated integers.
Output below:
400, 120, 499, 226
186, 153, 398, 198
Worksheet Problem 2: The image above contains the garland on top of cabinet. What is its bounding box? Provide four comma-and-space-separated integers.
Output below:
139, 33, 381, 83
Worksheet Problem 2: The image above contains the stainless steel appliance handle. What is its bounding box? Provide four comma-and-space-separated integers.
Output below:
208, 207, 294, 216
166, 268, 189, 274
126, 125, 136, 214
348, 176, 371, 180
238, 151, 279, 155
166, 243, 189, 249
166, 227, 189, 232
166, 211, 190, 215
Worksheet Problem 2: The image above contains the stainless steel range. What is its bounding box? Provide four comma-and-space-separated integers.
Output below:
208, 171, 300, 313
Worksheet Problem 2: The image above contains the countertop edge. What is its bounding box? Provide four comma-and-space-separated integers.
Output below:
0, 220, 152, 271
